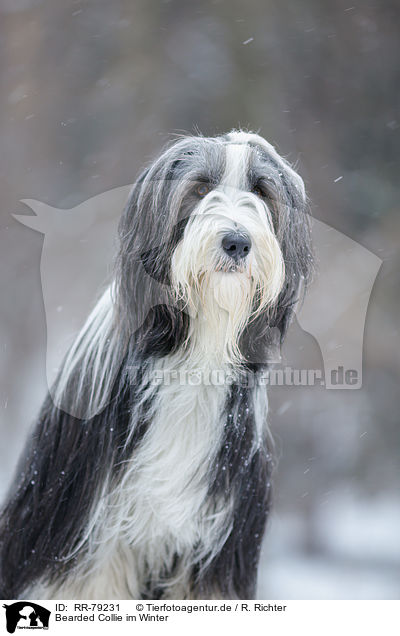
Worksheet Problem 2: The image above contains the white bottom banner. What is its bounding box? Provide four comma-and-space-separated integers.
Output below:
1, 600, 398, 635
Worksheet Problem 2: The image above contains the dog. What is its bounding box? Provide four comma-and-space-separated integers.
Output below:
0, 130, 312, 599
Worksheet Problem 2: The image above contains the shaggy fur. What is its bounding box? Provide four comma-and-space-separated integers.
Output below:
0, 130, 312, 599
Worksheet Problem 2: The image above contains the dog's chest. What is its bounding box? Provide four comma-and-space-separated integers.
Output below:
120, 364, 229, 551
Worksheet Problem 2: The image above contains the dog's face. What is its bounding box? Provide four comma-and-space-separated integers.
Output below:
116, 130, 312, 365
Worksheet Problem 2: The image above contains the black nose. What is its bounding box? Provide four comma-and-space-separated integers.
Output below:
221, 232, 252, 261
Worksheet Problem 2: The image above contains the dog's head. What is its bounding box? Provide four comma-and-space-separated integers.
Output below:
115, 130, 313, 366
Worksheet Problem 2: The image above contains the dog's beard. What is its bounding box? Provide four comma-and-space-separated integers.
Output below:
171, 201, 285, 366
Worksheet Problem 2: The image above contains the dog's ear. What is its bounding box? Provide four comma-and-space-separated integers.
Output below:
113, 159, 190, 353
273, 171, 313, 342
241, 168, 313, 367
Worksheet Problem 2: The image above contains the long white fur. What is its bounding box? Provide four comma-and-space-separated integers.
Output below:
171, 185, 284, 364
34, 357, 234, 598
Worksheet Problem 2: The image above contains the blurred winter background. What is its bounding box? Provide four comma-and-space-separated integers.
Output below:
0, 0, 399, 599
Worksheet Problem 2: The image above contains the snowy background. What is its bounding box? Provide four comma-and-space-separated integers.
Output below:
0, 0, 399, 599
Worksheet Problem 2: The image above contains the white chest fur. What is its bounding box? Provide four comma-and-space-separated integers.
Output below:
34, 357, 232, 599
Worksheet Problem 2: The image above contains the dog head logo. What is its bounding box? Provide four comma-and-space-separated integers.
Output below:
14, 184, 381, 417
2, 602, 50, 633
